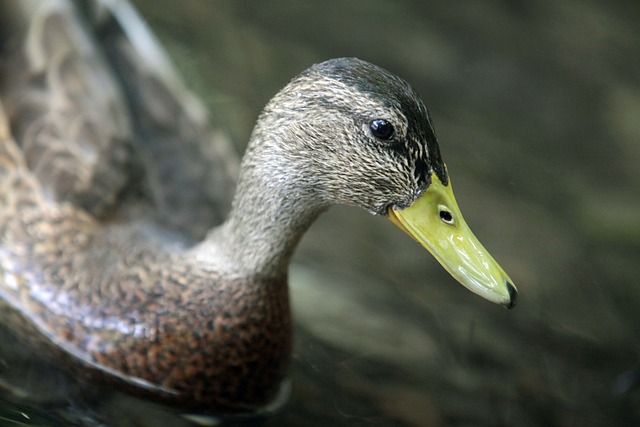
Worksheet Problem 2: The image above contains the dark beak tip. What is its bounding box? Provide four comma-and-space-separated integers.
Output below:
505, 281, 518, 309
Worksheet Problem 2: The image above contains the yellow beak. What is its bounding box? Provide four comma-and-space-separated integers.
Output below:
387, 173, 517, 308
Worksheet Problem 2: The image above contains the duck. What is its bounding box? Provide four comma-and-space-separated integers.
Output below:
0, 0, 517, 417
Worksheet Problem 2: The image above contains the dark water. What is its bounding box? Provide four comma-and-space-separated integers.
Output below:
2, 0, 640, 426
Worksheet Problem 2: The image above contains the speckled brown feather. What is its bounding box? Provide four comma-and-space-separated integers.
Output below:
0, 0, 283, 413
0, 125, 292, 412
0, 0, 446, 416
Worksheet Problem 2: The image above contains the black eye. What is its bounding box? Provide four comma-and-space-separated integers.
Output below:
369, 119, 395, 140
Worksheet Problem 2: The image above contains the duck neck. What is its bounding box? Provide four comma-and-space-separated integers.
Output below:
194, 137, 328, 278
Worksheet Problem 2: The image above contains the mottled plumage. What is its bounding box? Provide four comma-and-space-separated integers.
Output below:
0, 0, 499, 417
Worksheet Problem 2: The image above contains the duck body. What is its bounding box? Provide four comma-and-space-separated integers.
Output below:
0, 0, 517, 417
0, 202, 292, 411
0, 0, 290, 413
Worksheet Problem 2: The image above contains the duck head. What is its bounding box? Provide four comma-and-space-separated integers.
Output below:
247, 57, 517, 308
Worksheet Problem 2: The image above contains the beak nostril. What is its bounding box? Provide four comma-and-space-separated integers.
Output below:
505, 281, 518, 309
438, 209, 454, 224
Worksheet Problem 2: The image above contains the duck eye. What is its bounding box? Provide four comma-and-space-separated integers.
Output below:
369, 119, 395, 140
439, 208, 454, 224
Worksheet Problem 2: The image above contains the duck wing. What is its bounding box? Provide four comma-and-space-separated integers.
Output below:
0, 0, 132, 217
79, 0, 239, 237
0, 0, 238, 238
